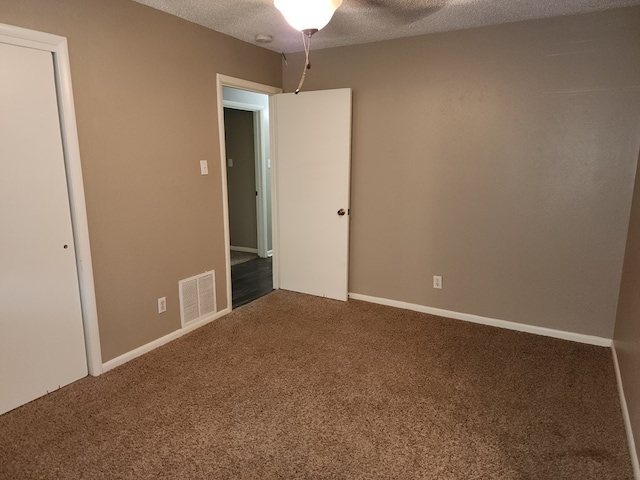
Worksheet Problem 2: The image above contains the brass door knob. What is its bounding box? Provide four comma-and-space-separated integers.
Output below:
337, 209, 346, 216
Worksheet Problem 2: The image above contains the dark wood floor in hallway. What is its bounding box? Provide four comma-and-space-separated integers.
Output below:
232, 257, 273, 308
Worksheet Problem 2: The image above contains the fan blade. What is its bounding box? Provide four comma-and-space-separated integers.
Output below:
351, 0, 446, 24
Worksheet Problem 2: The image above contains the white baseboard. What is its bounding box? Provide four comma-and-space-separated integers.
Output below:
612, 344, 640, 479
102, 307, 231, 373
230, 246, 258, 254
347, 293, 612, 347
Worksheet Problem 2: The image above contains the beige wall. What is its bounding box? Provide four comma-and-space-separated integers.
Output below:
224, 108, 258, 249
283, 7, 640, 338
0, 0, 281, 361
2, 0, 639, 363
614, 148, 640, 464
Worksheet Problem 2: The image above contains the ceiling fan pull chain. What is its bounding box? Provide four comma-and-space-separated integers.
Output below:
295, 30, 313, 94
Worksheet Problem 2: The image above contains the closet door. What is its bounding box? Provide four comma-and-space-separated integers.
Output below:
0, 41, 87, 415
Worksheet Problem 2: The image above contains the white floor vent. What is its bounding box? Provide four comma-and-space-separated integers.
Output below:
179, 271, 216, 327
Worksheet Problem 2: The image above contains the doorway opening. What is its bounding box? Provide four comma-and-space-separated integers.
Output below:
218, 76, 352, 309
222, 86, 274, 308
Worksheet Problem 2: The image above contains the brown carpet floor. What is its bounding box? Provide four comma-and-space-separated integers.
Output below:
0, 291, 633, 479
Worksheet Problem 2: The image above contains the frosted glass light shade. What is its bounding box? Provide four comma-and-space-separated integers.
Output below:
274, 0, 343, 32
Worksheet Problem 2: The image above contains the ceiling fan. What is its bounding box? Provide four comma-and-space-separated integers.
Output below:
275, 0, 446, 92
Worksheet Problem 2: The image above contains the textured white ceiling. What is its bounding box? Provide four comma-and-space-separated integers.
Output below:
131, 0, 640, 53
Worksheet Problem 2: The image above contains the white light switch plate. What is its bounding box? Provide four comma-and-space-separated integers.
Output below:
200, 160, 208, 175
158, 297, 167, 313
228, 158, 233, 168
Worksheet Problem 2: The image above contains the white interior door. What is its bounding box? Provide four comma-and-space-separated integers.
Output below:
0, 42, 88, 415
273, 88, 352, 301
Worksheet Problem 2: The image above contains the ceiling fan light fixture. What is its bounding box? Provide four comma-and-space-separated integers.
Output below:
274, 0, 343, 32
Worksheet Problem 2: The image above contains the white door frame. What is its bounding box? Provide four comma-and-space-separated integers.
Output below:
216, 75, 282, 311
0, 23, 103, 376
223, 100, 268, 258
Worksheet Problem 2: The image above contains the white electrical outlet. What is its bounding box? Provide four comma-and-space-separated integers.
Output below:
433, 276, 442, 289
158, 297, 167, 313
200, 160, 208, 175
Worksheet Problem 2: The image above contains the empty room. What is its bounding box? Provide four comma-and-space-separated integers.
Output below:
1, 0, 639, 478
